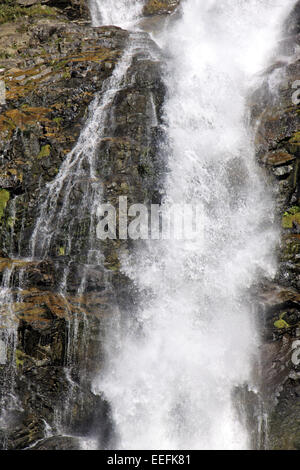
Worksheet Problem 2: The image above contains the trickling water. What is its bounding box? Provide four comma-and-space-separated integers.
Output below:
0, 0, 161, 444
92, 0, 296, 450
29, 45, 134, 262
0, 265, 22, 443
21, 34, 148, 439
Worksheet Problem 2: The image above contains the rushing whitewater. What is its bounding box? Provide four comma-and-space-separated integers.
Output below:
91, 0, 297, 450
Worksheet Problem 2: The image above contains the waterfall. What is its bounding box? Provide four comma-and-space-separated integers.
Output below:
0, 0, 296, 451
29, 45, 135, 263
91, 0, 297, 450
89, 0, 145, 29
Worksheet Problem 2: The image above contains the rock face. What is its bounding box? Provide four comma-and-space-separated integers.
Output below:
250, 0, 300, 450
0, 0, 90, 23
2, 0, 300, 452
143, 0, 180, 17
0, 4, 166, 449
0, 0, 181, 25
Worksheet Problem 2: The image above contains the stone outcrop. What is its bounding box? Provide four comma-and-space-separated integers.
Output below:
0, 0, 181, 25
250, 0, 300, 450
143, 0, 180, 17
0, 0, 90, 24
3, 0, 300, 452
0, 4, 166, 450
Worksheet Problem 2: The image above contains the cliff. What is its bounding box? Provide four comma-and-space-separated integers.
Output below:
0, 0, 169, 449
250, 0, 300, 450
0, 0, 299, 451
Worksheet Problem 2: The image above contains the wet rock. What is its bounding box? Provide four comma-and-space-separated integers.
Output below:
143, 0, 180, 17
250, 4, 300, 448
0, 19, 129, 257
0, 2, 166, 450
284, 0, 300, 37
30, 435, 82, 450
6, 417, 46, 449
4, 0, 90, 22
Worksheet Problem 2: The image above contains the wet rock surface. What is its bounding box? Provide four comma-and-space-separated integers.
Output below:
3, 0, 300, 452
29, 435, 82, 450
0, 0, 90, 24
0, 3, 166, 450
143, 0, 180, 17
250, 0, 300, 449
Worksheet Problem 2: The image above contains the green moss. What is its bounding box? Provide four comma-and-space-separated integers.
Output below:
289, 132, 300, 143
52, 59, 68, 71
15, 348, 24, 368
0, 189, 10, 220
285, 206, 300, 215
58, 246, 65, 256
37, 144, 51, 159
274, 312, 290, 329
7, 215, 15, 228
288, 132, 300, 154
53, 117, 63, 127
274, 318, 290, 329
282, 206, 300, 229
62, 68, 71, 80
282, 236, 300, 259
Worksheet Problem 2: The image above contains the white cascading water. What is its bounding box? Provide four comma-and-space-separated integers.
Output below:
91, 0, 297, 449
89, 0, 145, 29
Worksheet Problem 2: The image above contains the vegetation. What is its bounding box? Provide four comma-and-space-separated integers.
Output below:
282, 206, 300, 229
37, 144, 51, 159
0, 189, 10, 220
0, 0, 58, 25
